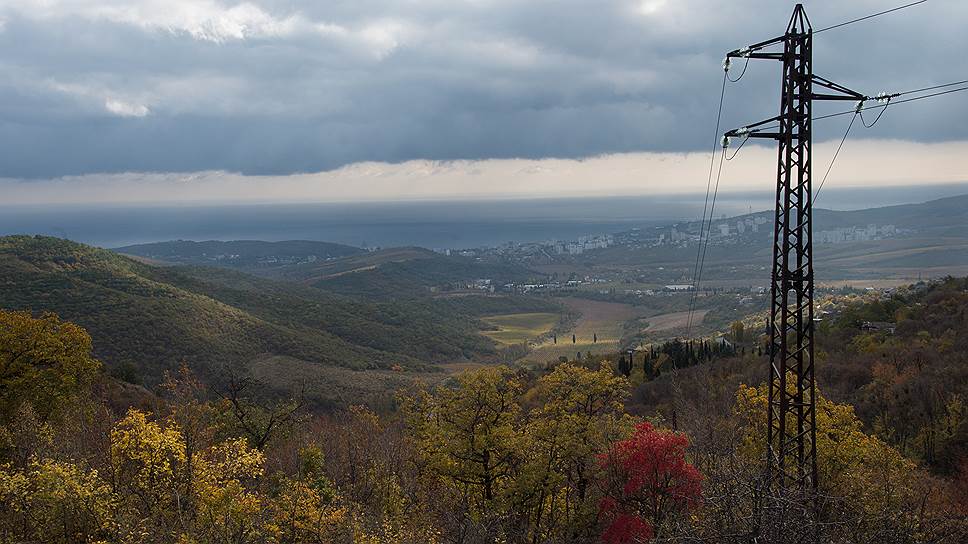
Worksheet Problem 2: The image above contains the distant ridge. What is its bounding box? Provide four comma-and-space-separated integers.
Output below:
116, 239, 364, 267
677, 193, 968, 235
815, 193, 968, 233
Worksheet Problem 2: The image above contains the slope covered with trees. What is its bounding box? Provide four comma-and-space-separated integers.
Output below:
631, 277, 968, 476
0, 309, 963, 543
116, 239, 365, 269
0, 236, 554, 391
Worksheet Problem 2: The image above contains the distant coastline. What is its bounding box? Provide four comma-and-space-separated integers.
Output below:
2, 183, 966, 249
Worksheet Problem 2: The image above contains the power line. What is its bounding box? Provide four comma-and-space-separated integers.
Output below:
686, 72, 728, 335
692, 147, 726, 331
814, 111, 858, 203
814, 84, 968, 122
812, 81, 968, 200
815, 0, 928, 34
859, 100, 891, 128
724, 135, 749, 161
894, 79, 968, 96
739, 82, 968, 134
727, 56, 750, 82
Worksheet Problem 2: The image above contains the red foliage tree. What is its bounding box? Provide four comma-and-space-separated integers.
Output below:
597, 422, 703, 543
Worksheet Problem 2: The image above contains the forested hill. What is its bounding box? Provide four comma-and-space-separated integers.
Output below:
118, 241, 542, 300
0, 236, 553, 395
289, 247, 539, 299
629, 276, 968, 475
115, 239, 365, 268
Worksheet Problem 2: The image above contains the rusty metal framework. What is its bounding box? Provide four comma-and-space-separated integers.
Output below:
723, 4, 864, 491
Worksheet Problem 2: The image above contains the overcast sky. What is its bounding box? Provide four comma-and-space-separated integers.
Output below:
1, 0, 966, 203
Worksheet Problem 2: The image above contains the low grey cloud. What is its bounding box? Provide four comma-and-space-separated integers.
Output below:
1, 0, 966, 179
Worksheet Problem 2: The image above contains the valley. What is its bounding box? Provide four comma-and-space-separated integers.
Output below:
4, 194, 968, 410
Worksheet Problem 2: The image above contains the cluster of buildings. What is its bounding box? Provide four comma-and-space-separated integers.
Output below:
553, 234, 615, 255
815, 224, 897, 244
503, 276, 611, 294
629, 215, 772, 249
719, 215, 770, 236
208, 253, 321, 265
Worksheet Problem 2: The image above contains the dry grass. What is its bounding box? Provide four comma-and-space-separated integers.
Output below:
644, 310, 709, 332
522, 298, 645, 364
480, 312, 560, 346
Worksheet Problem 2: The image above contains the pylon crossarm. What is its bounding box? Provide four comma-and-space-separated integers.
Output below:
812, 75, 865, 100
726, 37, 784, 60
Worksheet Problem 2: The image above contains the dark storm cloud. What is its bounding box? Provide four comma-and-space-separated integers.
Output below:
1, 0, 965, 178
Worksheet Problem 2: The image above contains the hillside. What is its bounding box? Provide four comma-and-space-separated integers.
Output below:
0, 236, 555, 404
301, 248, 540, 299
118, 241, 543, 301
689, 194, 968, 237
628, 277, 968, 474
816, 194, 968, 234
115, 239, 364, 269
572, 193, 968, 285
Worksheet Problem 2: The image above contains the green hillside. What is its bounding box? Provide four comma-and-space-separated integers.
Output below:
296, 247, 541, 299
116, 239, 364, 269
0, 236, 550, 395
119, 242, 544, 302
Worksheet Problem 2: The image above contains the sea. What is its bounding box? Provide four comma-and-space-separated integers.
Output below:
2, 184, 966, 250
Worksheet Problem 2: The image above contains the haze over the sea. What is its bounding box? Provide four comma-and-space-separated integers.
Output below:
3, 184, 965, 249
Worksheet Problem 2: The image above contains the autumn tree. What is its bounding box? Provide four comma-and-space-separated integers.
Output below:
0, 457, 117, 543
110, 408, 269, 542
404, 364, 637, 542
0, 310, 101, 423
517, 363, 633, 541
730, 321, 746, 344
735, 381, 916, 516
729, 380, 967, 542
266, 474, 349, 544
404, 365, 524, 523
213, 372, 304, 451
597, 422, 703, 543
110, 408, 188, 535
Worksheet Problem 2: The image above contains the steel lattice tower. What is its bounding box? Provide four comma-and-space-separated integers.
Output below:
724, 4, 864, 490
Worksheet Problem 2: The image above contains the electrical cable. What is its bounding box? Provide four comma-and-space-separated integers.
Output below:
894, 79, 968, 96
859, 98, 891, 128
815, 84, 968, 122
814, 111, 858, 203
724, 135, 750, 160
686, 72, 728, 335
738, 83, 968, 135
814, 0, 928, 34
812, 82, 968, 197
719, 82, 965, 211
727, 56, 750, 83
689, 147, 727, 336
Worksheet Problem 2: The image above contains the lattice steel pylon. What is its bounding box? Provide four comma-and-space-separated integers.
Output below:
723, 4, 864, 491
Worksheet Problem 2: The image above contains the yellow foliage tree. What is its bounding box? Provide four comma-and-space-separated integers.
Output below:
111, 408, 187, 528
0, 310, 101, 423
404, 364, 634, 541
110, 408, 269, 542
266, 477, 350, 544
0, 458, 117, 543
192, 437, 265, 543
518, 363, 633, 540
404, 366, 524, 517
735, 380, 917, 514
